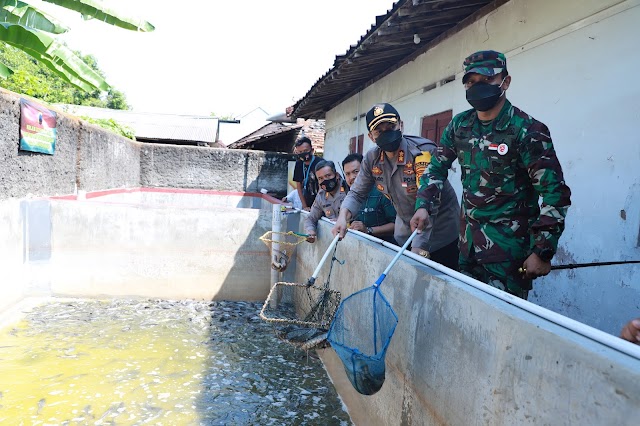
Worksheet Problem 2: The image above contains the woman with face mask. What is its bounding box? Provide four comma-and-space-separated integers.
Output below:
304, 160, 346, 243
411, 50, 572, 300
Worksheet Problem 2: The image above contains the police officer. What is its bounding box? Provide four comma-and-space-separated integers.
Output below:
333, 103, 460, 270
411, 50, 572, 299
305, 160, 346, 243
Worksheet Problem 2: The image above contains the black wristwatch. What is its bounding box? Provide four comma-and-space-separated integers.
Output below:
366, 227, 374, 235
533, 246, 554, 262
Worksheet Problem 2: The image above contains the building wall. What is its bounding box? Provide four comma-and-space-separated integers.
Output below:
322, 0, 640, 335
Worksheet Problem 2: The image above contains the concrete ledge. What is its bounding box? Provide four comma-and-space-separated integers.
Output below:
296, 219, 640, 425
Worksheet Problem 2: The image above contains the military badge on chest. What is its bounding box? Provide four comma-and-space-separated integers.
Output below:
372, 166, 383, 176
487, 142, 509, 155
402, 176, 417, 194
403, 162, 414, 176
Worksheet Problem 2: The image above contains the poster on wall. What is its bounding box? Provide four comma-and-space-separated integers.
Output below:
19, 98, 57, 155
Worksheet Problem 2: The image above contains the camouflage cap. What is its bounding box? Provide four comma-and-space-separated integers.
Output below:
462, 50, 507, 84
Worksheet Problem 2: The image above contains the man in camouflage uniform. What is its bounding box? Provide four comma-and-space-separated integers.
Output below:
411, 50, 572, 299
333, 103, 460, 270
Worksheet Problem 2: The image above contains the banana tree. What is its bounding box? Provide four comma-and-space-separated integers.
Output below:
0, 0, 154, 90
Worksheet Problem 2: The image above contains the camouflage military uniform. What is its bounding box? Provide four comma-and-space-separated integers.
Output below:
416, 99, 571, 297
342, 135, 459, 266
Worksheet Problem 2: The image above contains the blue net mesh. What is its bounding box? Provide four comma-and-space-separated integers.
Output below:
327, 285, 398, 395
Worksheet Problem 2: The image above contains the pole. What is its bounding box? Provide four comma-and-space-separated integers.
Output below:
519, 260, 640, 274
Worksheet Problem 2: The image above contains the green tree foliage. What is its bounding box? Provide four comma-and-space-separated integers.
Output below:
0, 0, 153, 91
0, 43, 129, 109
81, 116, 135, 140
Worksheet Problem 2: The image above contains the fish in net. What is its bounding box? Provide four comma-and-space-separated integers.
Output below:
260, 235, 343, 349
259, 231, 308, 272
327, 229, 419, 395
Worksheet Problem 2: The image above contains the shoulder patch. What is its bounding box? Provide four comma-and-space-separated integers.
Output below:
414, 151, 432, 186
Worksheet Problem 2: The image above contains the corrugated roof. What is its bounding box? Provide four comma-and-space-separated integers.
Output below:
228, 123, 302, 149
57, 104, 219, 143
292, 0, 500, 119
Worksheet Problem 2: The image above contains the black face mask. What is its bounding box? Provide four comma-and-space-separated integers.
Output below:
465, 78, 505, 111
375, 129, 402, 152
320, 176, 338, 193
297, 152, 312, 162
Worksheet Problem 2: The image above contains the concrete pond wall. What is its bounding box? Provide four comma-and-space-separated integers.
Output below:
0, 189, 277, 306
291, 217, 640, 426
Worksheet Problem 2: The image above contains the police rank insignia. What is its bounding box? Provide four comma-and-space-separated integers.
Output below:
373, 106, 384, 116
372, 166, 383, 176
413, 151, 432, 186
397, 150, 405, 163
403, 161, 414, 175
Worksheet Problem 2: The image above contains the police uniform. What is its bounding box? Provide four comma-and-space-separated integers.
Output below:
304, 186, 347, 234
416, 51, 572, 298
342, 135, 459, 264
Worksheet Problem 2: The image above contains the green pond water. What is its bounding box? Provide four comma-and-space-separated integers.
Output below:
0, 299, 350, 425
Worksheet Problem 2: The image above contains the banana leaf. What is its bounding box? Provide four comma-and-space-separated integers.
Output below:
0, 60, 13, 78
43, 0, 154, 32
0, 22, 108, 91
0, 0, 69, 34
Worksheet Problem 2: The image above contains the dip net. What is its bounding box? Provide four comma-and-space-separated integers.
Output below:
259, 231, 308, 272
260, 235, 343, 350
327, 229, 419, 395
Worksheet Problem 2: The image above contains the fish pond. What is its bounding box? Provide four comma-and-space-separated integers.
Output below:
0, 299, 350, 425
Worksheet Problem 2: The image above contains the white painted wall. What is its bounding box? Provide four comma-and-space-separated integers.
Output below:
322, 0, 640, 335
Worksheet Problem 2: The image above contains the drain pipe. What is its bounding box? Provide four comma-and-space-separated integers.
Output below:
342, 226, 640, 360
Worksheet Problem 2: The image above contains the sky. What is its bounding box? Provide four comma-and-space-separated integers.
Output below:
32, 0, 394, 118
